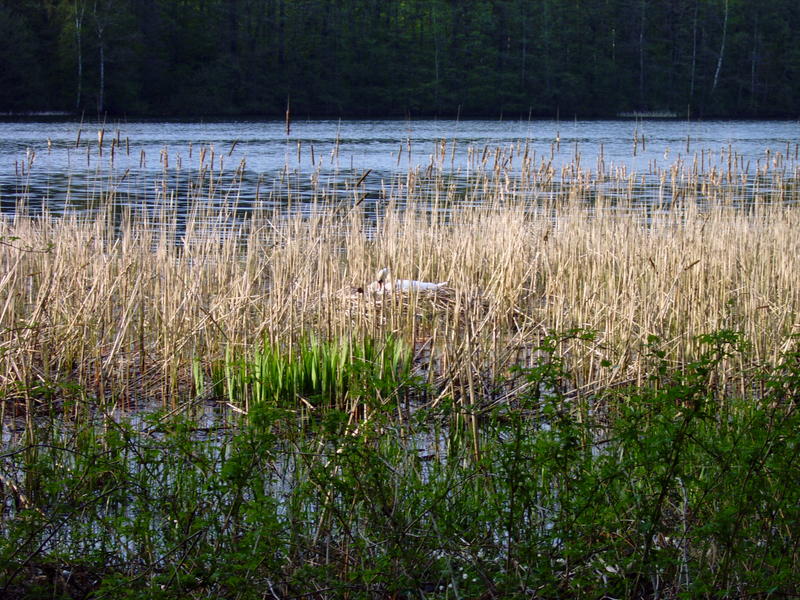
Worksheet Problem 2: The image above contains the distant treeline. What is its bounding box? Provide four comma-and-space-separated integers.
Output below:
1, 0, 798, 119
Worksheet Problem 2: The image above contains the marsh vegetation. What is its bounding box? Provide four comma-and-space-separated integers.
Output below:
1, 130, 799, 598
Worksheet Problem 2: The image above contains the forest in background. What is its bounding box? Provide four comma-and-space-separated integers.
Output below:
1, 0, 798, 119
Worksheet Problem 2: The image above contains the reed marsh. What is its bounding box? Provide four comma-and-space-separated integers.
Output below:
2, 136, 798, 410
1, 131, 800, 598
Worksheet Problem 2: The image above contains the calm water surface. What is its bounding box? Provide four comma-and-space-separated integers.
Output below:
1, 118, 798, 215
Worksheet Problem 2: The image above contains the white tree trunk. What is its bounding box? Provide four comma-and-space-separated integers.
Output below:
74, 1, 85, 109
711, 0, 729, 94
98, 40, 105, 113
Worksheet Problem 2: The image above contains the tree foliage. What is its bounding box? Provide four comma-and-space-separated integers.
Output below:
1, 0, 798, 117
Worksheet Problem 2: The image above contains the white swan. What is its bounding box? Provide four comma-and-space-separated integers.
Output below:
367, 267, 448, 295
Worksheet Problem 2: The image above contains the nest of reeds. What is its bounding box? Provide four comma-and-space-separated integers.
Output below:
332, 283, 456, 321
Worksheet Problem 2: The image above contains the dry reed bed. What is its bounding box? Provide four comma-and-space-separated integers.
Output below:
1, 146, 799, 412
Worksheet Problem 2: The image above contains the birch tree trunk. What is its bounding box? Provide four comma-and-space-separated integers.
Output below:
690, 0, 698, 99
74, 0, 85, 109
711, 0, 729, 95
98, 38, 105, 113
639, 0, 646, 107
93, 0, 108, 114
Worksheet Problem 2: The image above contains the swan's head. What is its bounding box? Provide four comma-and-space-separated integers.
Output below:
366, 267, 391, 296
375, 267, 390, 284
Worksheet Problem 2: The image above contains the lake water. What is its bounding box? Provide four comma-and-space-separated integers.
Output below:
1, 118, 798, 216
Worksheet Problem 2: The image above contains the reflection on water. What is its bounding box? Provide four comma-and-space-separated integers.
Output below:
1, 118, 798, 227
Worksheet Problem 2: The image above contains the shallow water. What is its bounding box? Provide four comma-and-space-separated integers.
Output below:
1, 118, 798, 217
